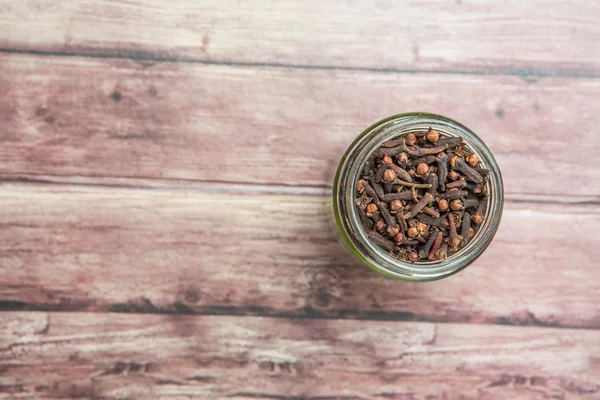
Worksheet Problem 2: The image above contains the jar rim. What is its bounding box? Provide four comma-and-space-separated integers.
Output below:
332, 112, 504, 281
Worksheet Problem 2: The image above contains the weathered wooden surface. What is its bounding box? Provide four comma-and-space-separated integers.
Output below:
2, 184, 599, 329
1, 54, 600, 200
2, 1, 600, 398
1, 1, 600, 76
1, 312, 599, 400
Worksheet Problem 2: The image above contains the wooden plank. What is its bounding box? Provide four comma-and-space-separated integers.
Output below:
1, 54, 600, 200
1, 184, 599, 329
1, 1, 600, 76
1, 312, 599, 399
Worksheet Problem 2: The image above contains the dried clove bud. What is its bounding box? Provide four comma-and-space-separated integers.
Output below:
446, 178, 467, 190
356, 204, 374, 229
403, 192, 434, 219
389, 200, 403, 212
403, 237, 420, 246
437, 199, 449, 211
450, 199, 464, 211
374, 164, 387, 183
426, 128, 440, 144
462, 198, 479, 208
357, 193, 371, 209
397, 152, 409, 164
407, 250, 419, 262
392, 179, 433, 189
474, 167, 490, 177
364, 183, 380, 203
416, 222, 429, 235
382, 169, 397, 183
419, 228, 439, 258
447, 212, 463, 250
366, 202, 378, 215
435, 153, 449, 191
379, 202, 397, 226
416, 163, 429, 175
436, 244, 449, 260
427, 173, 438, 197
368, 177, 385, 199
421, 206, 440, 218
416, 214, 444, 227
465, 182, 484, 194
450, 156, 483, 183
436, 136, 463, 148
408, 143, 449, 157
374, 141, 408, 158
398, 216, 408, 233
383, 191, 414, 202
438, 190, 468, 200
471, 200, 487, 224
368, 231, 395, 252
409, 155, 437, 168
461, 211, 471, 245
447, 170, 461, 181
357, 179, 367, 193
428, 232, 444, 260
393, 232, 404, 244
382, 137, 408, 148
466, 153, 479, 167
387, 225, 400, 237
386, 163, 413, 182
407, 226, 420, 238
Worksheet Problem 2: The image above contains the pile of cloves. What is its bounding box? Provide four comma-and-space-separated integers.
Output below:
355, 128, 489, 262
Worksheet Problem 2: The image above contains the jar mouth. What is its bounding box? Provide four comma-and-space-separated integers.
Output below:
333, 112, 504, 281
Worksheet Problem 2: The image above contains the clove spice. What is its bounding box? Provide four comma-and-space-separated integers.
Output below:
355, 129, 490, 262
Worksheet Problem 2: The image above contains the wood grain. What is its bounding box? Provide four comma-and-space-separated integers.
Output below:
1, 183, 599, 329
1, 53, 600, 200
2, 2, 599, 397
1, 312, 599, 400
1, 0, 600, 76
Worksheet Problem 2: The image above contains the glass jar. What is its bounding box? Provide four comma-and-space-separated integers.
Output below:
332, 112, 503, 281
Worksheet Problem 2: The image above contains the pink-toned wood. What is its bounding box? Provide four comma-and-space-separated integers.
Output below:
1, 1, 599, 76
1, 184, 599, 329
1, 53, 600, 199
1, 312, 599, 399
1, 1, 599, 397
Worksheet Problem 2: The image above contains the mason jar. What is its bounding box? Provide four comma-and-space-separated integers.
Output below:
332, 112, 503, 281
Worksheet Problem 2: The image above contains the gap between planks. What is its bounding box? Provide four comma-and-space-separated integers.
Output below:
2, 47, 600, 80
0, 304, 598, 333
1, 312, 599, 399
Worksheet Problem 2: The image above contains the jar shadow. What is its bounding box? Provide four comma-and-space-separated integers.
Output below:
311, 192, 432, 318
